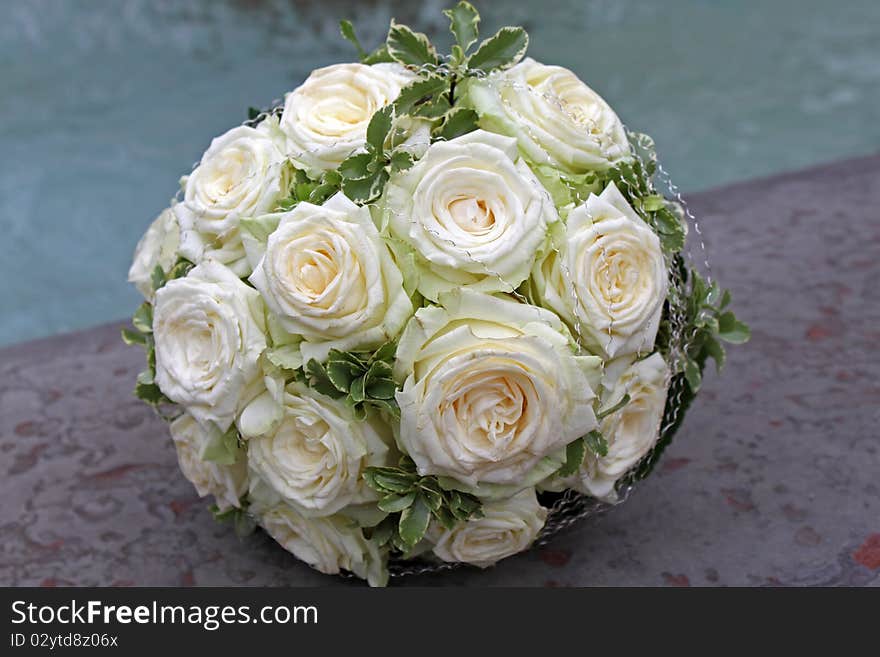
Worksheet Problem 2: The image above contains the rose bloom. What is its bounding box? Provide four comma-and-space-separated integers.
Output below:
152, 261, 267, 432
280, 62, 414, 173
175, 117, 290, 276
431, 488, 547, 567
394, 289, 601, 489
244, 381, 391, 517
247, 192, 412, 364
466, 58, 630, 174
128, 206, 180, 300
169, 412, 248, 511
545, 352, 669, 501
255, 499, 387, 587
530, 181, 667, 358
382, 130, 558, 301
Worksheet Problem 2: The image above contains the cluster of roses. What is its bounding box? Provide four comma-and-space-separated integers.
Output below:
128, 8, 685, 586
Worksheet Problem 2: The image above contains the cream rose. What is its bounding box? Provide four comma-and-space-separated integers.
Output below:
245, 381, 390, 517
153, 261, 267, 431
280, 62, 414, 173
466, 58, 630, 174
255, 500, 387, 586
531, 181, 667, 358
394, 289, 601, 489
128, 207, 180, 300
382, 130, 558, 301
246, 192, 412, 364
431, 488, 546, 567
176, 117, 289, 276
560, 352, 669, 501
169, 412, 248, 511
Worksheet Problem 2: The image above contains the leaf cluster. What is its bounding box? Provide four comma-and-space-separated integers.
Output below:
364, 456, 483, 552
210, 503, 257, 538
339, 2, 527, 143
304, 342, 400, 419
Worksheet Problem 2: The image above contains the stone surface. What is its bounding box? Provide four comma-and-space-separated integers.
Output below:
1, 155, 878, 587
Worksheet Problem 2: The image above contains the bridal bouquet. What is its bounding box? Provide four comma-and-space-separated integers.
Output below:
125, 3, 748, 586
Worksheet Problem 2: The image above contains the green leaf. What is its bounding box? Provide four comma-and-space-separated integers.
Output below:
703, 335, 726, 372
247, 106, 262, 121
339, 19, 366, 60
596, 393, 631, 421
556, 438, 586, 477
718, 312, 751, 344
398, 494, 431, 547
370, 515, 396, 545
372, 341, 398, 363
366, 105, 394, 154
435, 107, 479, 141
684, 359, 702, 392
584, 430, 609, 458
151, 265, 167, 292
390, 150, 414, 172
365, 359, 393, 381
339, 152, 375, 180
121, 328, 147, 347
341, 169, 389, 204
201, 426, 240, 465
132, 302, 153, 333
444, 1, 480, 53
305, 359, 344, 398
412, 94, 451, 119
365, 377, 396, 400
467, 26, 528, 72
134, 381, 165, 405
350, 375, 367, 403
393, 76, 449, 115
386, 21, 438, 67
362, 44, 395, 65
378, 492, 416, 513
641, 194, 666, 212
326, 360, 359, 393
373, 473, 416, 494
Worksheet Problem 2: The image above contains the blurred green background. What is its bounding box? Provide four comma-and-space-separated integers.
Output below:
3, 0, 879, 346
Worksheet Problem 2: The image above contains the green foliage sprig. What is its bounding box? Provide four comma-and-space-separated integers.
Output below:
364, 456, 483, 551
210, 503, 257, 538
304, 342, 400, 419
340, 2, 526, 144
121, 259, 193, 414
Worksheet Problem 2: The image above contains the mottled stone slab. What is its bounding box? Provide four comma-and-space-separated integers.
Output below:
1, 154, 878, 587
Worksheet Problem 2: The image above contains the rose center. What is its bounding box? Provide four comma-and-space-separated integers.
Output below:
448, 197, 496, 235
289, 247, 339, 298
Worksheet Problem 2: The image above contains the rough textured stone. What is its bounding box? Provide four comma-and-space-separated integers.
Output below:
1, 155, 878, 587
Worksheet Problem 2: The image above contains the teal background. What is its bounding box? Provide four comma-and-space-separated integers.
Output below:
3, 0, 879, 346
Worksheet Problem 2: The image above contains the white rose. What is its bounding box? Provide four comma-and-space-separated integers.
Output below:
247, 192, 412, 364
153, 261, 267, 431
530, 181, 667, 358
128, 207, 180, 300
431, 488, 546, 567
256, 501, 387, 586
466, 58, 630, 174
245, 381, 390, 517
382, 130, 558, 301
169, 412, 247, 511
565, 352, 669, 501
176, 117, 290, 276
394, 289, 601, 489
280, 62, 415, 173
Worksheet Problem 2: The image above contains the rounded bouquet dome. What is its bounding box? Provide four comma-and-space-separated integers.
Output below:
125, 2, 748, 586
